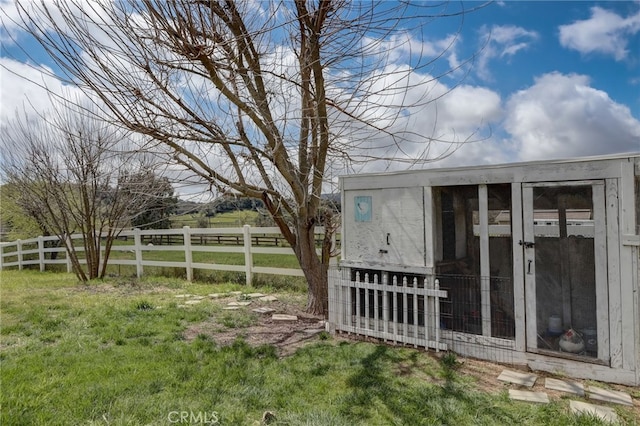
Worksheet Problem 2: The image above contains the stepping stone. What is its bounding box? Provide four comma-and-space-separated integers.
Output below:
508, 389, 550, 404
252, 307, 276, 314
570, 400, 619, 423
227, 301, 252, 307
246, 293, 265, 299
223, 307, 240, 311
497, 370, 538, 388
588, 386, 633, 406
272, 314, 298, 322
191, 296, 205, 300
229, 291, 242, 296
303, 328, 323, 335
175, 294, 192, 298
184, 300, 202, 305
259, 295, 278, 302
545, 378, 585, 396
208, 293, 224, 298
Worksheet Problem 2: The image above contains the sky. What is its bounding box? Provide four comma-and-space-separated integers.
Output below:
0, 1, 639, 193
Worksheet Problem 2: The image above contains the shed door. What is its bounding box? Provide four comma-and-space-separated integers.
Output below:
522, 181, 609, 363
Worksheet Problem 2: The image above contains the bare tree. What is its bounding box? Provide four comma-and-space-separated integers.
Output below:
7, 1, 487, 314
1, 98, 163, 281
122, 171, 179, 230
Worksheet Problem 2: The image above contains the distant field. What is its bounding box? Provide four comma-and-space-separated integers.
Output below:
170, 210, 259, 228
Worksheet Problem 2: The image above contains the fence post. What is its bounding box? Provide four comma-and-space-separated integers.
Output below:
183, 226, 193, 281
133, 228, 143, 279
243, 224, 253, 285
17, 239, 23, 270
38, 236, 45, 272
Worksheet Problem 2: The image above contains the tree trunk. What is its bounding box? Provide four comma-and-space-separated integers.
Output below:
295, 224, 329, 316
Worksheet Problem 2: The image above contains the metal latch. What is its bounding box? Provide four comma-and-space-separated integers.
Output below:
519, 240, 535, 248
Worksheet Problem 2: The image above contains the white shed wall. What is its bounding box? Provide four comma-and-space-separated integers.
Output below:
343, 187, 425, 268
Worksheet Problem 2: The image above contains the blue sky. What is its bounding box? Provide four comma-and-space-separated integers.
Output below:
459, 1, 639, 113
1, 0, 639, 179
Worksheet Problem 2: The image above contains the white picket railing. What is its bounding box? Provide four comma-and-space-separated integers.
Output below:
328, 267, 448, 351
0, 226, 335, 284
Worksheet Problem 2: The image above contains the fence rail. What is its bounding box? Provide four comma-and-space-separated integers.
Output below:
0, 226, 337, 284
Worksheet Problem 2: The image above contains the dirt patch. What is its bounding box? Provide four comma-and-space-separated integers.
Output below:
69, 281, 177, 296
183, 295, 326, 356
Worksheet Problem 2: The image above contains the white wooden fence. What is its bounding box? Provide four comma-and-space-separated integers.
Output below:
328, 267, 448, 351
0, 226, 334, 284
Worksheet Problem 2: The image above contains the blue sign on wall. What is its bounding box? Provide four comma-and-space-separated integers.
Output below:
354, 196, 372, 222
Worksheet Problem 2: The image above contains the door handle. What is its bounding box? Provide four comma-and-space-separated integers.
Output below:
519, 240, 535, 248
527, 259, 532, 274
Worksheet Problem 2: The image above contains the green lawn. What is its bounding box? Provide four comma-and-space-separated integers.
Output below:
1, 270, 636, 425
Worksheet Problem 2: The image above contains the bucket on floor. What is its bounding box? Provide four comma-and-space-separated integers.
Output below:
548, 315, 563, 336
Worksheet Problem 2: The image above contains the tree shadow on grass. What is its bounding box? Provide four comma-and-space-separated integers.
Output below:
340, 345, 518, 425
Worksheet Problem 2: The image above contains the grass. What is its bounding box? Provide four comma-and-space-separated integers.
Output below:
1, 270, 635, 425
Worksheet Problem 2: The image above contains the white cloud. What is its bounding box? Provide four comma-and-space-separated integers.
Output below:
0, 57, 86, 127
504, 72, 640, 161
0, 0, 22, 43
336, 63, 504, 173
477, 25, 539, 81
360, 31, 463, 74
559, 6, 640, 61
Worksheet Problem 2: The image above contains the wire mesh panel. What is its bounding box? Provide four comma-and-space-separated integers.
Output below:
436, 273, 516, 364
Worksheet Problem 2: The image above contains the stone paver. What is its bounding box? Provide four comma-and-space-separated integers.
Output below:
208, 293, 224, 298
174, 294, 192, 298
570, 400, 619, 423
544, 378, 585, 396
508, 389, 550, 404
246, 293, 265, 299
497, 370, 538, 388
259, 295, 278, 302
252, 307, 276, 314
184, 300, 202, 305
223, 306, 240, 311
588, 386, 633, 406
272, 314, 298, 322
227, 301, 252, 307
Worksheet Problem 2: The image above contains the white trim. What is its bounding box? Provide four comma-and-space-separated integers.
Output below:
593, 182, 610, 363
479, 185, 491, 337
511, 183, 526, 353
522, 186, 537, 353
619, 160, 637, 371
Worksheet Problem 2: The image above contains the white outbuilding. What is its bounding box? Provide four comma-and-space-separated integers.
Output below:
328, 154, 640, 386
